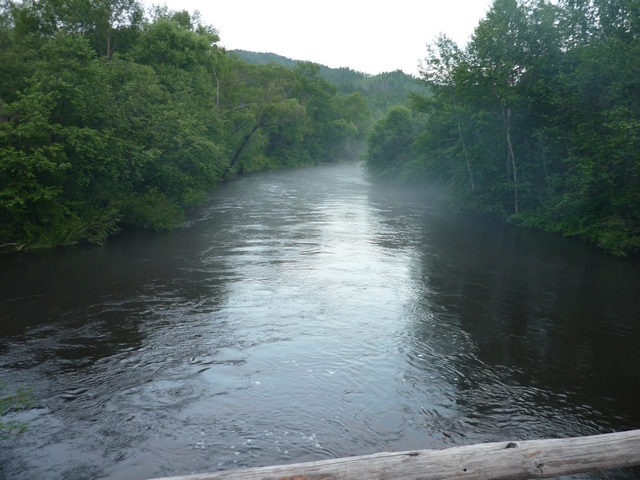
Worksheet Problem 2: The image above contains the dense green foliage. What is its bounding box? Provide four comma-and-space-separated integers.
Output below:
336, 70, 429, 120
233, 50, 428, 119
0, 1, 371, 251
364, 0, 640, 256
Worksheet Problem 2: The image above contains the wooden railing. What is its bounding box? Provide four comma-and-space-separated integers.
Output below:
150, 429, 640, 480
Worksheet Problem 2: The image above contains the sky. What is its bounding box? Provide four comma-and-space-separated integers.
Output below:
146, 0, 493, 76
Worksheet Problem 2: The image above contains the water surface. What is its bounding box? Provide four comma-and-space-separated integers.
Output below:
1, 162, 639, 479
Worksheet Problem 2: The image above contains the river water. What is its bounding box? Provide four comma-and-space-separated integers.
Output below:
1, 162, 639, 479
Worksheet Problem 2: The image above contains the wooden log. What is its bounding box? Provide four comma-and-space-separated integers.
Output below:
150, 429, 640, 480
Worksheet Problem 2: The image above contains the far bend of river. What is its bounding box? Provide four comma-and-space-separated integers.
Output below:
1, 162, 640, 480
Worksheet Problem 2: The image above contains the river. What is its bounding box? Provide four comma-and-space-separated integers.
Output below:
1, 162, 639, 479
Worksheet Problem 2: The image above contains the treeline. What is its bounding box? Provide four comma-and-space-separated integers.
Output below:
234, 50, 428, 119
0, 0, 372, 251
364, 0, 640, 256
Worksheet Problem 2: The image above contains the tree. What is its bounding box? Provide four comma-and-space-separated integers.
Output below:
10, 0, 144, 58
364, 0, 640, 255
364, 105, 421, 181
0, 1, 373, 251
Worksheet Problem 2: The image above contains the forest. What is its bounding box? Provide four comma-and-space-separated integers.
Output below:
3, 0, 639, 257
233, 49, 428, 119
364, 0, 640, 256
0, 0, 372, 251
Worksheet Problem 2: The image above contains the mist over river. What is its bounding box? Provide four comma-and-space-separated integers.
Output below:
1, 162, 639, 479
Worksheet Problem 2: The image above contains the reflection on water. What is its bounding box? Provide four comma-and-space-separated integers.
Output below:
1, 162, 639, 479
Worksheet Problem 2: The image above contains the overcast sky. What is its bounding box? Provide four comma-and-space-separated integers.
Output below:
146, 1, 493, 76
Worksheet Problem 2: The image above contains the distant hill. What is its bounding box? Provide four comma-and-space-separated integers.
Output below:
232, 50, 367, 83
231, 50, 299, 69
232, 50, 428, 118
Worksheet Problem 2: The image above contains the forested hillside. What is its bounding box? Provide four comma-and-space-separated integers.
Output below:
233, 50, 428, 118
0, 0, 372, 251
364, 0, 640, 256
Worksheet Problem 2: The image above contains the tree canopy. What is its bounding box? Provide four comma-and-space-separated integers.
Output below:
363, 0, 640, 256
0, 0, 372, 251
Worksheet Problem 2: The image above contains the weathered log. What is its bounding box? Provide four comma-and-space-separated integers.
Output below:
150, 429, 640, 480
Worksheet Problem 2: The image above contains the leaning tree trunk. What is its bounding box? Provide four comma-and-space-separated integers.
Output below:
227, 124, 260, 172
